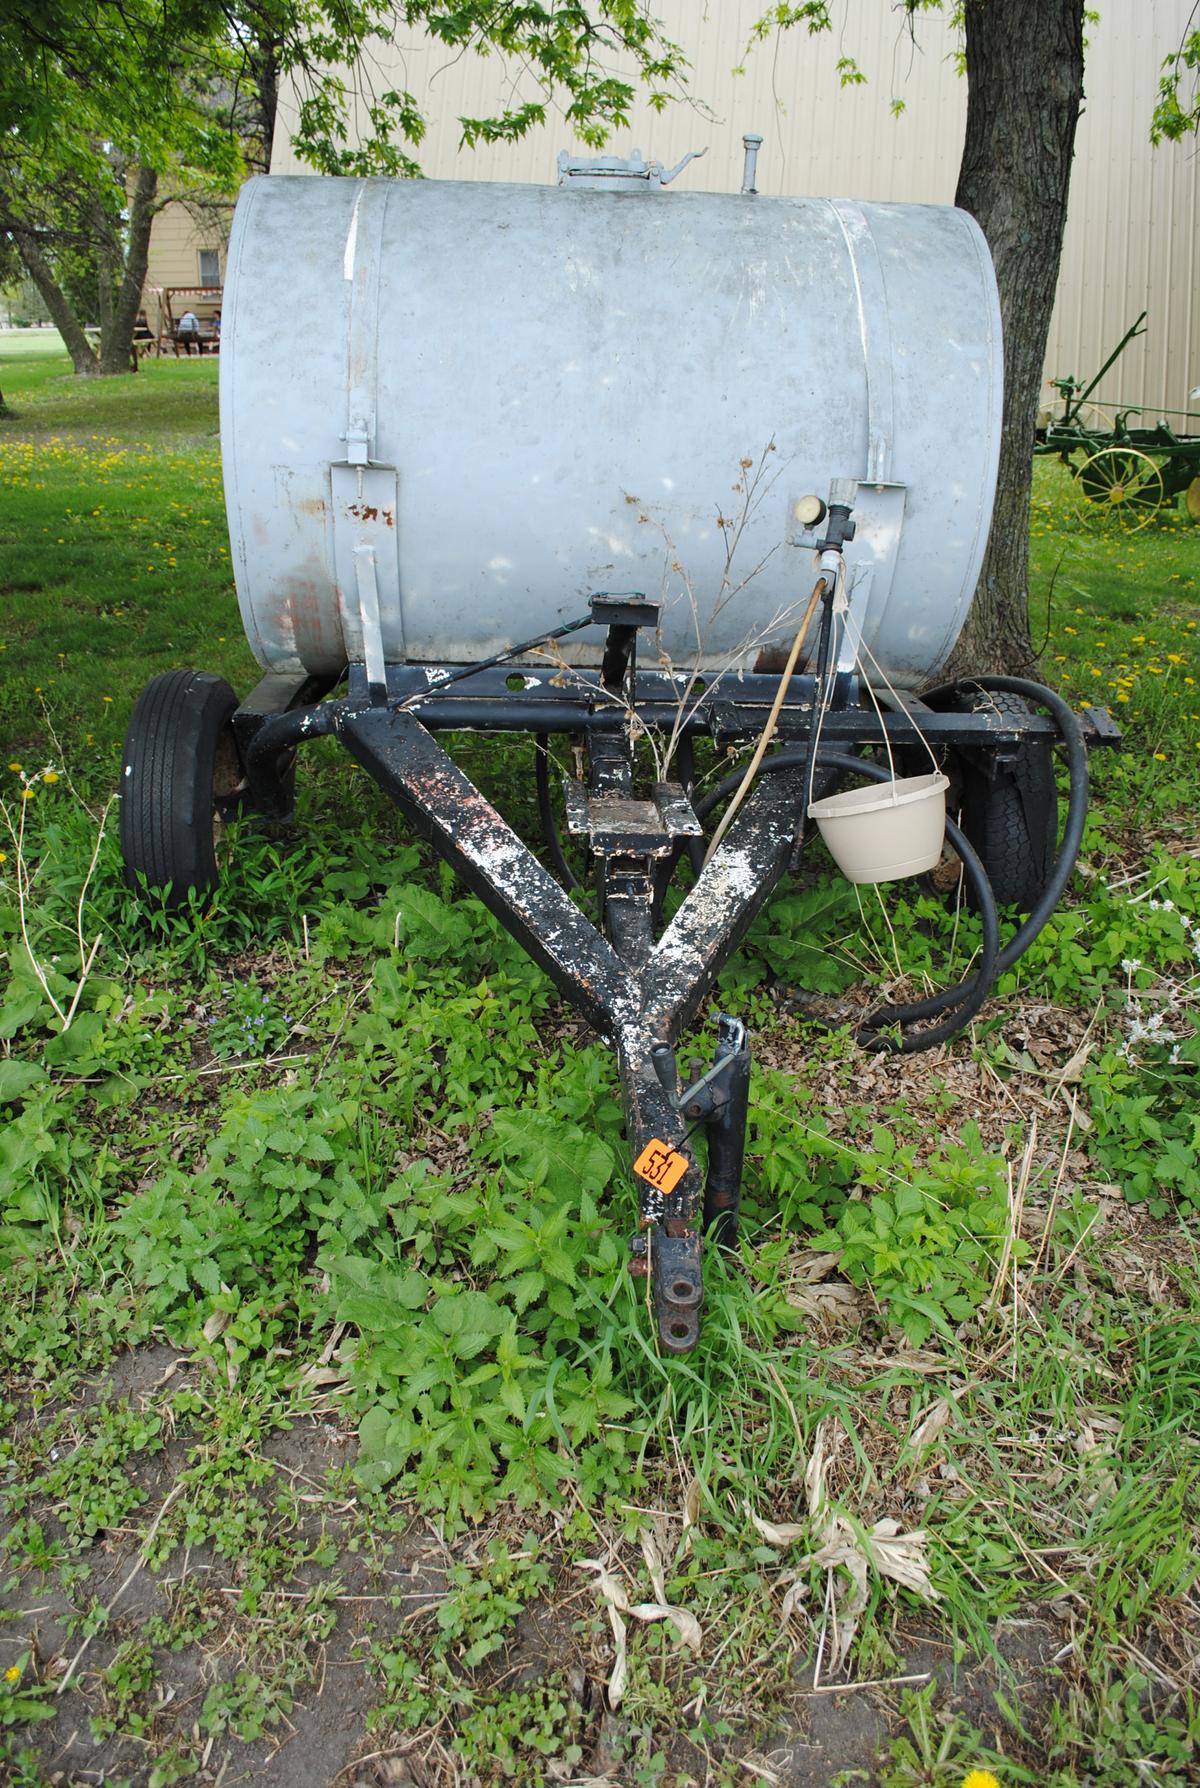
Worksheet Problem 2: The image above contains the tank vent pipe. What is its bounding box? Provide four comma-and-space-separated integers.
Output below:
741, 133, 763, 194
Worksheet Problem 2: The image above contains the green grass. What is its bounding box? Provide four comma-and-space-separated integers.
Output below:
0, 343, 252, 776
1, 345, 1199, 1785
0, 330, 68, 359
1029, 453, 1200, 806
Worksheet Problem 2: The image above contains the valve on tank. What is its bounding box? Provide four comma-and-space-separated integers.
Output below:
741, 133, 764, 194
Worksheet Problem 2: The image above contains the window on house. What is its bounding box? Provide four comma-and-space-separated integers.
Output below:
198, 249, 220, 287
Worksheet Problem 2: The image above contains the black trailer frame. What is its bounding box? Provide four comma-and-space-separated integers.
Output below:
199, 579, 1116, 1355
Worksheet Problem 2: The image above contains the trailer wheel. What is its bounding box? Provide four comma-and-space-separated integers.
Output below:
120, 670, 243, 903
952, 690, 1058, 912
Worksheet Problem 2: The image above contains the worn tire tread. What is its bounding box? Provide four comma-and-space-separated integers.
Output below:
119, 670, 239, 904
958, 690, 1057, 912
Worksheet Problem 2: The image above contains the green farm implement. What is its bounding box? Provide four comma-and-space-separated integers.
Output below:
1037, 311, 1200, 529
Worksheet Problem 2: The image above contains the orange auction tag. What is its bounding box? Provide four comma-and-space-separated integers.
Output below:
632, 1138, 689, 1196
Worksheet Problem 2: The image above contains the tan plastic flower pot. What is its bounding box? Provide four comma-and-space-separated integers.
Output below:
808, 771, 950, 885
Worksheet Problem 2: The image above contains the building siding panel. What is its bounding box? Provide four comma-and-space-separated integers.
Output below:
270, 0, 1199, 415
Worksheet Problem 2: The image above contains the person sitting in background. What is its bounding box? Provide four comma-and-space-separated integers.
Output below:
129, 310, 155, 372
177, 310, 201, 355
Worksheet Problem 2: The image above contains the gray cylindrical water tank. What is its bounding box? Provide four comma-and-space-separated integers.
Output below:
220, 171, 1001, 683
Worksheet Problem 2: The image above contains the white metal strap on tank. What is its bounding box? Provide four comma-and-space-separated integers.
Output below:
336, 179, 405, 680
828, 200, 894, 484
342, 180, 388, 467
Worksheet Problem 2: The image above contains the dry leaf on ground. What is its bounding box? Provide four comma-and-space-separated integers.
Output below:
748, 1417, 939, 1674
578, 1554, 704, 1708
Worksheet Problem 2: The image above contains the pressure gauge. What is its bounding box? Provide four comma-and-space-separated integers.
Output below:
794, 494, 827, 529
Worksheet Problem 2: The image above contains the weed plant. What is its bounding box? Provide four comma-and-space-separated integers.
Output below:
1, 340, 1198, 1782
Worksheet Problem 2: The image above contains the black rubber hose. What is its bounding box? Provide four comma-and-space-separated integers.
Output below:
694, 745, 1004, 1051
534, 735, 582, 892
694, 744, 812, 823
697, 672, 1088, 991
811, 752, 1000, 1052
916, 676, 1089, 980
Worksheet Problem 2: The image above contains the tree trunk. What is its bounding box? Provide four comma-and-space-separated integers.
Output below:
95, 195, 116, 350
250, 37, 282, 174
0, 385, 10, 418
99, 165, 159, 375
944, 0, 1085, 679
14, 228, 99, 375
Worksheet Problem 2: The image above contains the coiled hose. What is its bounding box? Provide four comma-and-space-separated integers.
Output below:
693, 676, 1089, 1053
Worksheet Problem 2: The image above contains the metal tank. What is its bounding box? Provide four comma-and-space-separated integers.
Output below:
124, 146, 1114, 1358
219, 154, 1002, 684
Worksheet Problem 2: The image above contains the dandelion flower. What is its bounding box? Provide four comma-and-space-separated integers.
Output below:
42, 770, 60, 785
3, 1665, 18, 1683
7, 761, 20, 772
961, 1774, 1002, 1788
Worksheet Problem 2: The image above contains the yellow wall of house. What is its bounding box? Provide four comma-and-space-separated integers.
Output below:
141, 200, 232, 335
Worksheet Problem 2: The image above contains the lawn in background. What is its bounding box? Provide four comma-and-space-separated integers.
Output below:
1, 341, 252, 781
1, 345, 1199, 1786
0, 329, 67, 356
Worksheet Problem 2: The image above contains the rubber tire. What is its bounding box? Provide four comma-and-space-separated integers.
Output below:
119, 670, 241, 904
955, 690, 1058, 912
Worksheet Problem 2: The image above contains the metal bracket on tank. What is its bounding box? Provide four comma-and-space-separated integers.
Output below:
787, 481, 908, 670
557, 147, 707, 190
330, 462, 405, 681
342, 414, 374, 468
846, 481, 908, 650
353, 545, 388, 703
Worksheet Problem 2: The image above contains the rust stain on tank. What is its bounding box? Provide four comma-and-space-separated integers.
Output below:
273, 557, 344, 668
348, 502, 380, 522
296, 496, 327, 517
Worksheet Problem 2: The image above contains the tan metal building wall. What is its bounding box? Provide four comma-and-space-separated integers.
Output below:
271, 0, 1199, 415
